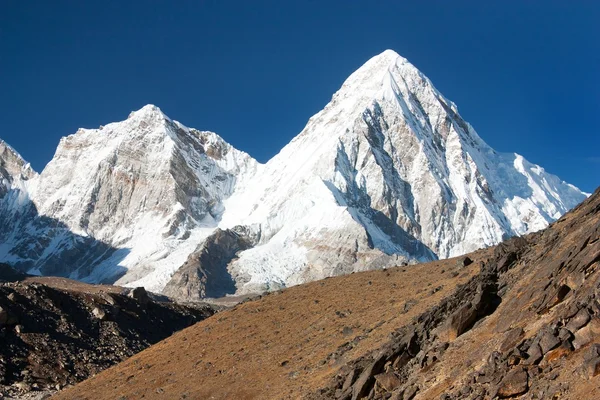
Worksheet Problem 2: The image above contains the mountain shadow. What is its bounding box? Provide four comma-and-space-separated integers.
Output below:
0, 188, 129, 283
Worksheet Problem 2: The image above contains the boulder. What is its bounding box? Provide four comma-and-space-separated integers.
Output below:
566, 308, 590, 332
544, 285, 571, 311
443, 302, 477, 341
538, 330, 561, 354
128, 287, 150, 305
499, 328, 524, 353
457, 256, 473, 268
573, 320, 600, 350
374, 372, 402, 392
496, 368, 528, 398
583, 344, 600, 378
523, 343, 543, 366
351, 354, 387, 400
92, 307, 108, 321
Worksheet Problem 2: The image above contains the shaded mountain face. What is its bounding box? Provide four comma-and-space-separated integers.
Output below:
0, 51, 588, 299
52, 187, 600, 400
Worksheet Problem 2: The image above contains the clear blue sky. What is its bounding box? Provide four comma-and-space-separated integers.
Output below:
1, 1, 598, 192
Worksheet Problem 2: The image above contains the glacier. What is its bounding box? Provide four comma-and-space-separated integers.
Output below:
0, 50, 588, 299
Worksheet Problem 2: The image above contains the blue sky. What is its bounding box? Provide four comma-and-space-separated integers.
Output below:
1, 1, 598, 192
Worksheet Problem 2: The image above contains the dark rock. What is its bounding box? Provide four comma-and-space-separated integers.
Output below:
566, 308, 590, 332
162, 227, 257, 300
523, 343, 543, 365
499, 328, 524, 353
457, 256, 473, 268
402, 330, 420, 357
403, 385, 418, 400
342, 368, 357, 392
558, 327, 572, 342
561, 302, 580, 319
443, 282, 499, 341
128, 287, 150, 305
351, 354, 387, 400
583, 343, 600, 378
374, 372, 401, 392
401, 299, 418, 314
0, 263, 29, 282
496, 368, 528, 398
539, 330, 561, 354
392, 352, 411, 370
507, 354, 521, 366
547, 370, 560, 380
0, 280, 215, 397
444, 303, 477, 341
573, 320, 600, 350
544, 285, 571, 311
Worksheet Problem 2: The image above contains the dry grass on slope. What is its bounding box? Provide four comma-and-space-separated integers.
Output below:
55, 250, 490, 400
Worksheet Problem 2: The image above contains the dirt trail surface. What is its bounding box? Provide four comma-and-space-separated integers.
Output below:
0, 275, 215, 398
57, 189, 600, 400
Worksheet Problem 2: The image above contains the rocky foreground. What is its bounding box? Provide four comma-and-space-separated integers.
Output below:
0, 272, 215, 398
51, 188, 600, 399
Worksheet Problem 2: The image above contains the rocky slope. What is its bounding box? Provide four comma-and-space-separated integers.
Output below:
0, 50, 588, 300
314, 187, 600, 400
55, 186, 599, 399
0, 269, 215, 398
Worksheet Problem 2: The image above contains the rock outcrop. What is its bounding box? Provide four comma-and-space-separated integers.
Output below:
0, 276, 215, 398
315, 188, 600, 400
163, 226, 259, 300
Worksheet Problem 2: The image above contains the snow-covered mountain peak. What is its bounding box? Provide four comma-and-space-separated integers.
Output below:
127, 104, 169, 121
0, 139, 37, 190
0, 50, 589, 299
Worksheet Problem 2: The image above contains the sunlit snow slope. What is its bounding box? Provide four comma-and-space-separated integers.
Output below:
0, 50, 588, 298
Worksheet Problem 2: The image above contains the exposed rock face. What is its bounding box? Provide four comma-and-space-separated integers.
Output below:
0, 50, 588, 300
0, 276, 215, 398
314, 187, 600, 400
163, 226, 258, 300
0, 139, 36, 196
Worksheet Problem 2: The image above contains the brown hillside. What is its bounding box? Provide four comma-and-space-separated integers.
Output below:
57, 188, 600, 400
0, 275, 214, 398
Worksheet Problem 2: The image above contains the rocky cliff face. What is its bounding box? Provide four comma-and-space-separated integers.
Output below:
0, 51, 589, 300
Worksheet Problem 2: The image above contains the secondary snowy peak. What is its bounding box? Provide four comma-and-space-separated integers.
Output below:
0, 106, 259, 291
0, 139, 36, 192
34, 104, 257, 236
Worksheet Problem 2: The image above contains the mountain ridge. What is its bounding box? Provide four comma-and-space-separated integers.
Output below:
0, 50, 588, 299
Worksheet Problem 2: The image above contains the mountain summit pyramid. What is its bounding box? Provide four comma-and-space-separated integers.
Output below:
0, 50, 587, 299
